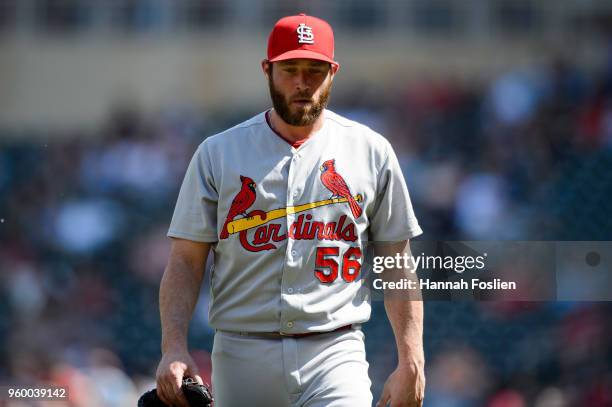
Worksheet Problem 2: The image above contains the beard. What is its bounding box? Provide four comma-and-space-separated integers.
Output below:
268, 75, 332, 127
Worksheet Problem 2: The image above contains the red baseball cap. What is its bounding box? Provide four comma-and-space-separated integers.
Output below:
267, 13, 339, 69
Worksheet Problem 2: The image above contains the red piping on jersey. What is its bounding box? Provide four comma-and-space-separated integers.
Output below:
265, 110, 308, 149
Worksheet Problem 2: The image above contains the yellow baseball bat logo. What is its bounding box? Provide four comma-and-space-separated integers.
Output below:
226, 194, 363, 235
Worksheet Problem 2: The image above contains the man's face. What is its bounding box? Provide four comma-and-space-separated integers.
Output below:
266, 59, 335, 126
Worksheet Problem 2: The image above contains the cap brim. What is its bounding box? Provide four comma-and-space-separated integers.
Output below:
269, 49, 339, 68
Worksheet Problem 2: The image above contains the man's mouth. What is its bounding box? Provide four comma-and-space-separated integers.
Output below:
292, 98, 313, 106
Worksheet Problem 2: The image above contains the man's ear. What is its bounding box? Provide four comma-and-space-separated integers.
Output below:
329, 64, 339, 78
261, 59, 271, 80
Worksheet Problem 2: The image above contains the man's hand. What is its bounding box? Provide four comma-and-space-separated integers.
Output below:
376, 356, 425, 407
155, 349, 204, 407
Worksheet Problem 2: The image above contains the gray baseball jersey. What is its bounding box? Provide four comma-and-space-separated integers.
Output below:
167, 109, 422, 333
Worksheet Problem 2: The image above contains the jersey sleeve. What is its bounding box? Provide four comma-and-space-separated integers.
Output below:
368, 142, 423, 242
167, 142, 219, 242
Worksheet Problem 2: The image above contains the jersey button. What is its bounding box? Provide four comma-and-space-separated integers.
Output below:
287, 287, 293, 293
291, 250, 297, 256
287, 321, 294, 328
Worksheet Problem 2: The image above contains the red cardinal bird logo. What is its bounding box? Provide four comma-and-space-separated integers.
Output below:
220, 175, 257, 239
320, 159, 362, 218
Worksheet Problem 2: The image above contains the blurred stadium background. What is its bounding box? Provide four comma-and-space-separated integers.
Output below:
1, 0, 612, 406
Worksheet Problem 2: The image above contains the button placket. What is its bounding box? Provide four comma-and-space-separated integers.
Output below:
281, 151, 298, 326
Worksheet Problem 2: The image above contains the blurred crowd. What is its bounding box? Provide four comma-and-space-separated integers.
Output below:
1, 54, 612, 406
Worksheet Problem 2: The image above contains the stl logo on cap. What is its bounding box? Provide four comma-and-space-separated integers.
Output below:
267, 13, 339, 69
297, 23, 315, 44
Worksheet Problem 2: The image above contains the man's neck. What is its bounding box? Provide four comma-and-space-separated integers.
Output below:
269, 109, 325, 143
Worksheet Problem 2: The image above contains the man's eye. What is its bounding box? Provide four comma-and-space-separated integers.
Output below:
284, 68, 297, 74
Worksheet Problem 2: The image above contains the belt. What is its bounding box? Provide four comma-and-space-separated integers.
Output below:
219, 324, 355, 339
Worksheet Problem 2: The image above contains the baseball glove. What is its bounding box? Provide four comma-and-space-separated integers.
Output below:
138, 377, 213, 407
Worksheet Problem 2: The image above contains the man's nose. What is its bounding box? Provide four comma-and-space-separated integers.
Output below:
294, 71, 311, 90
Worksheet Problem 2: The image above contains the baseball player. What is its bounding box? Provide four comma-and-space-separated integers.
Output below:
156, 13, 425, 407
